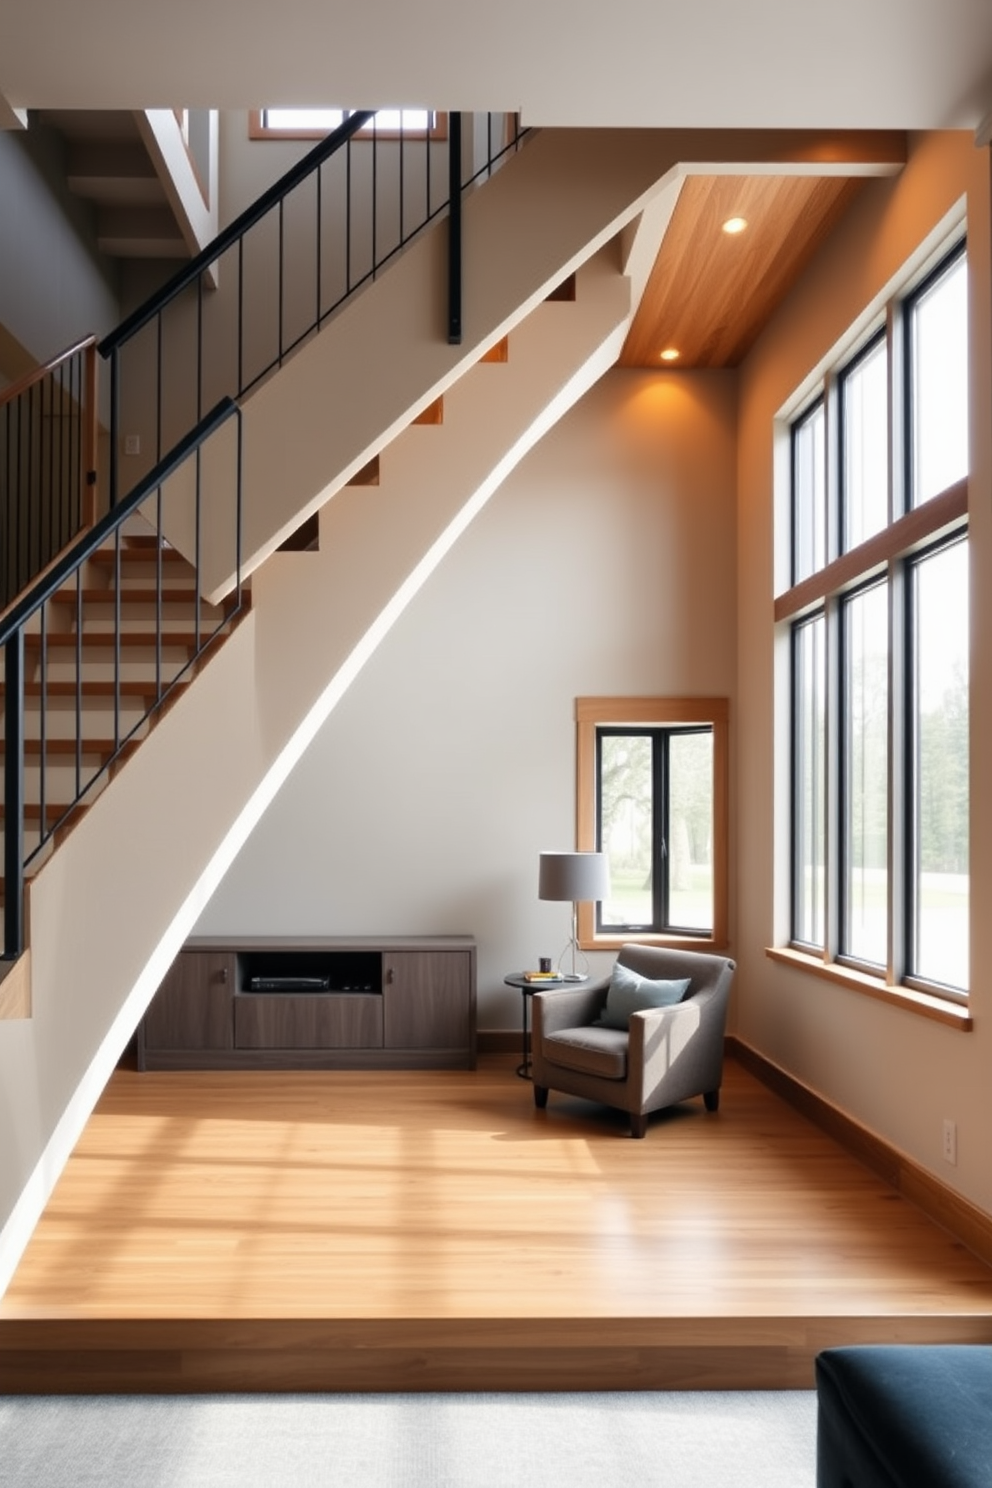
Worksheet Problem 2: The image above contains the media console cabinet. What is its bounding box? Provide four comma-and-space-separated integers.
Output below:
137, 935, 477, 1071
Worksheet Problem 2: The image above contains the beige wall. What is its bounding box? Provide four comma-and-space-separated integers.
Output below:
735, 132, 992, 1212
195, 365, 739, 1030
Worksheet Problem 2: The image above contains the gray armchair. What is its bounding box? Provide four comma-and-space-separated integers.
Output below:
530, 943, 736, 1138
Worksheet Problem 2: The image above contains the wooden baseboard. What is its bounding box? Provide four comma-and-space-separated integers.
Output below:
0, 949, 31, 1020
478, 1031, 521, 1056
728, 1036, 992, 1270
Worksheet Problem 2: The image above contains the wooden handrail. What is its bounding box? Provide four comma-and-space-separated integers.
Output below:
0, 334, 97, 409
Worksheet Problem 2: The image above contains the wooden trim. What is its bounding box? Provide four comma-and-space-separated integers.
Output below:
576, 697, 730, 950
728, 1036, 992, 1268
480, 336, 509, 364
775, 478, 968, 623
0, 335, 97, 412
0, 949, 31, 1020
249, 109, 448, 142
7, 1313, 989, 1395
765, 945, 972, 1029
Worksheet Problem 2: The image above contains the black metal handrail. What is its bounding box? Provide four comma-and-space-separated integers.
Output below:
97, 111, 526, 507
2, 398, 243, 961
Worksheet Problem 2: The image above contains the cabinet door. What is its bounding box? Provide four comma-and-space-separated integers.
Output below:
382, 951, 472, 1050
143, 951, 235, 1051
234, 994, 383, 1049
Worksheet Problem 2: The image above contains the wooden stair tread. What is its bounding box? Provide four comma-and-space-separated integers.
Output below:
0, 801, 89, 824
90, 547, 189, 565
1, 678, 192, 699
0, 738, 141, 758
49, 588, 209, 606
25, 632, 200, 651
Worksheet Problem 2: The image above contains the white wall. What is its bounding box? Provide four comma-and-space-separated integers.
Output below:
0, 120, 119, 370
735, 132, 992, 1212
195, 365, 739, 1029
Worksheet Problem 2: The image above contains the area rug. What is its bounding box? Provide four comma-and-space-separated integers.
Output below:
0, 1390, 816, 1487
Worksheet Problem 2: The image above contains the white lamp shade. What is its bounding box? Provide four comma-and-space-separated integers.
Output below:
538, 851, 610, 903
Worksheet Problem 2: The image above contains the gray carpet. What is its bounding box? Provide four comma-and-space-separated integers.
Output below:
0, 1391, 817, 1487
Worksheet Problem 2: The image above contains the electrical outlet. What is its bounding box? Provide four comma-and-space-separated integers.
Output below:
942, 1118, 957, 1165
123, 433, 141, 456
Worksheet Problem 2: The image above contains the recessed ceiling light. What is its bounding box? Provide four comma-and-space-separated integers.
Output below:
722, 216, 748, 235
659, 348, 680, 362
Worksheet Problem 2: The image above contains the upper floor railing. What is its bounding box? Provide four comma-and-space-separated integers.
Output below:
0, 337, 99, 612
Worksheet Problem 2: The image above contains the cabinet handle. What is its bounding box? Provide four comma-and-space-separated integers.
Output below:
219, 967, 228, 983
386, 967, 394, 984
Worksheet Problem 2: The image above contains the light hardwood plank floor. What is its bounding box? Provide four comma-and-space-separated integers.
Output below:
2, 1055, 991, 1392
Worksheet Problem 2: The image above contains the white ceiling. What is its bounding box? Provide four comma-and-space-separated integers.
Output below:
1, 0, 991, 131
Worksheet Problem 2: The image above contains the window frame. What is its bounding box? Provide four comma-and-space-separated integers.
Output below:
595, 723, 715, 938
576, 696, 729, 952
249, 108, 447, 142
777, 236, 969, 1017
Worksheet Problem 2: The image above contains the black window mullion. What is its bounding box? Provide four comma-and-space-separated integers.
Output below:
653, 731, 668, 932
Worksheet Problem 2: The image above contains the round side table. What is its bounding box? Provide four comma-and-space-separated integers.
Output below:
504, 973, 564, 1079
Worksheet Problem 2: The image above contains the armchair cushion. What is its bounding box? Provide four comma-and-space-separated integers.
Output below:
542, 1026, 629, 1081
596, 962, 691, 1029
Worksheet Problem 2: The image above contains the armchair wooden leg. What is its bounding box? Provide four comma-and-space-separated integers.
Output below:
630, 1112, 647, 1139
533, 1084, 549, 1109
703, 1088, 720, 1112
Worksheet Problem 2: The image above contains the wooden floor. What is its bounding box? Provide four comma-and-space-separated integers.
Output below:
2, 1054, 992, 1393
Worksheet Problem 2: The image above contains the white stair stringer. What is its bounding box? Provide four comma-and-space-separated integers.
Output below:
0, 241, 637, 1297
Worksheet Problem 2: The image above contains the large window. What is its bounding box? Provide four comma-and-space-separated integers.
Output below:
779, 239, 969, 1006
576, 698, 729, 951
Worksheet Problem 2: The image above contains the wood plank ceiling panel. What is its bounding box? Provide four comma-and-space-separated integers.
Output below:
620, 173, 866, 369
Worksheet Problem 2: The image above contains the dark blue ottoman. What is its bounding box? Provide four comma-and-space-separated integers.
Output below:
816, 1345, 992, 1488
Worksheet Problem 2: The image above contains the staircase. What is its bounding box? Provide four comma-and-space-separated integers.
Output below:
0, 117, 859, 1298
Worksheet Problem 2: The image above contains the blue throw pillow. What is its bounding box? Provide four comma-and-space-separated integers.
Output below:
597, 962, 691, 1030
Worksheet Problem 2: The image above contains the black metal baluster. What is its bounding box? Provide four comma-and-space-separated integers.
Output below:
3, 630, 24, 959
278, 197, 285, 368
109, 347, 120, 509
113, 527, 122, 749
235, 410, 243, 615
74, 578, 82, 801
38, 602, 46, 850
346, 136, 353, 294
237, 235, 245, 396
399, 113, 406, 247
155, 483, 163, 702
448, 112, 462, 345
45, 371, 54, 572
316, 164, 323, 329
197, 273, 204, 423
194, 447, 202, 654
156, 313, 163, 467
372, 115, 378, 277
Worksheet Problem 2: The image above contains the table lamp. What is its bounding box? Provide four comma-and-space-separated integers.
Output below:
538, 850, 610, 980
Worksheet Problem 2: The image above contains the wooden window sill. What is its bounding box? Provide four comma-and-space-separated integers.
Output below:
584, 934, 729, 955
765, 946, 972, 1030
